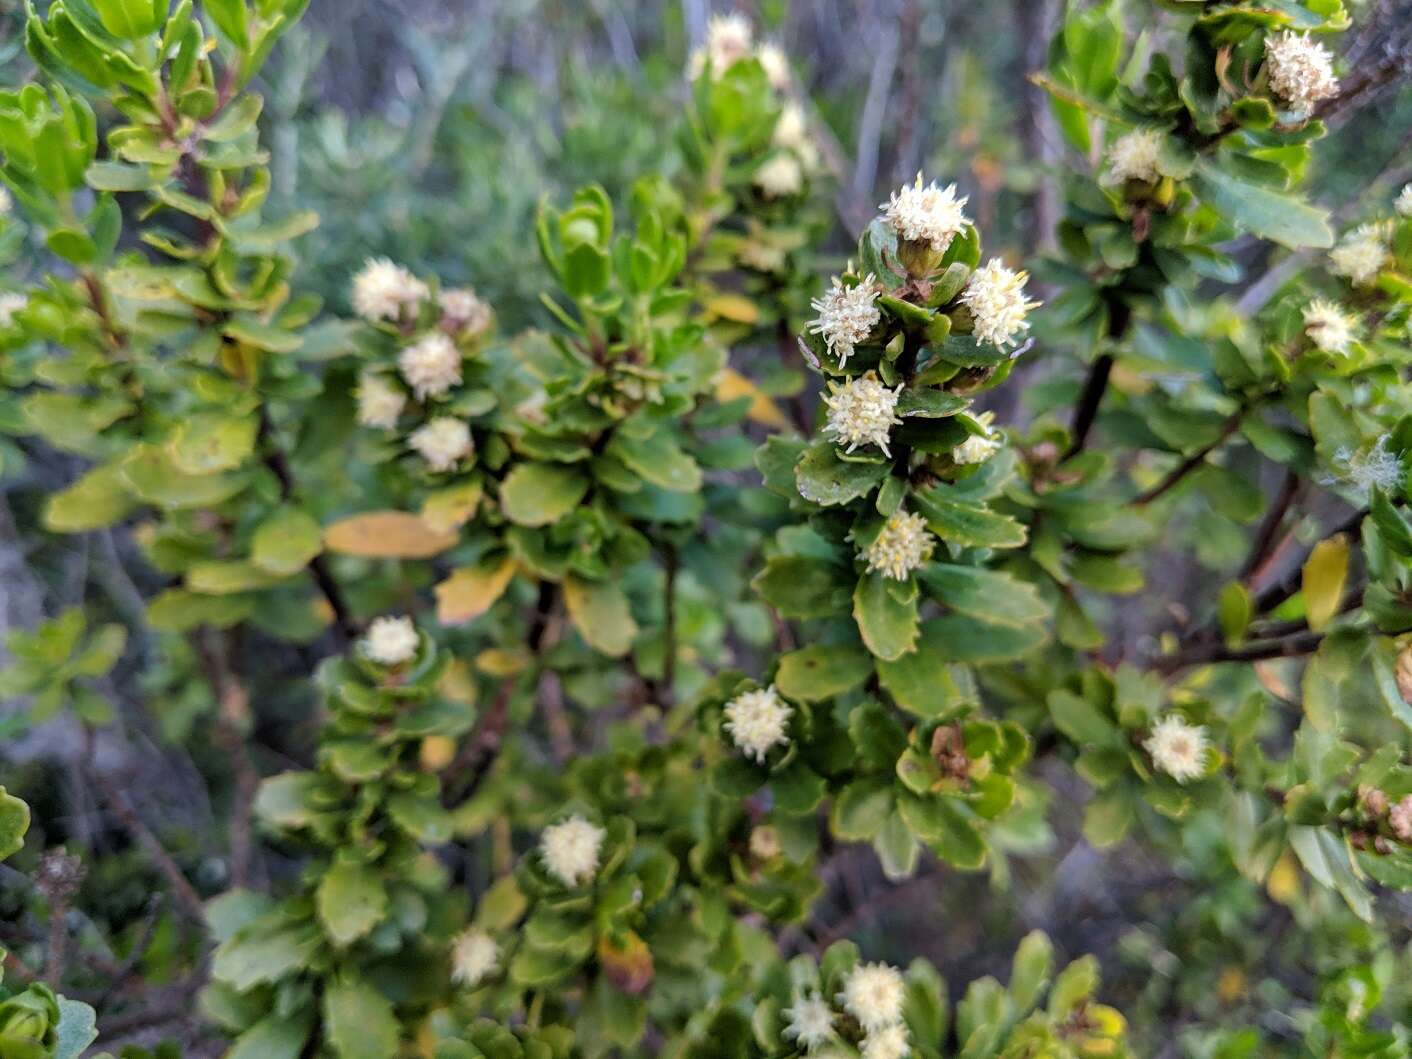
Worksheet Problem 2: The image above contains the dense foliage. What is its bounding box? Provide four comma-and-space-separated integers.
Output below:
1, 0, 1412, 1056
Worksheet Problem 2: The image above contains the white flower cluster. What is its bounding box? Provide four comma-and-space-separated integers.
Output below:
863, 510, 935, 581
540, 815, 605, 887
960, 258, 1040, 350
1397, 184, 1412, 218
399, 331, 463, 400
451, 928, 499, 987
1143, 715, 1209, 784
688, 13, 790, 89
409, 417, 473, 472
881, 174, 971, 253
808, 276, 881, 368
1104, 127, 1167, 185
773, 102, 819, 169
953, 410, 1002, 466
783, 993, 836, 1052
754, 153, 805, 199
0, 292, 27, 329
1329, 224, 1391, 286
439, 287, 492, 335
1329, 434, 1403, 501
823, 373, 903, 456
723, 685, 793, 763
356, 372, 406, 430
1301, 299, 1358, 356
352, 257, 428, 322
361, 615, 419, 667
1264, 32, 1339, 114
841, 962, 911, 1058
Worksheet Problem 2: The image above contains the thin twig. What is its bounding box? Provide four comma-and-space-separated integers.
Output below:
1151, 629, 1325, 675
1133, 409, 1246, 506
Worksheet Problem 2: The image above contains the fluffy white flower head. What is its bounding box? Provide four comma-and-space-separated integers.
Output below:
723, 685, 792, 763
1264, 32, 1339, 114
839, 961, 906, 1032
0, 292, 26, 329
540, 815, 605, 887
1144, 715, 1209, 784
1330, 435, 1403, 501
754, 153, 804, 198
399, 331, 463, 399
1397, 184, 1412, 218
352, 257, 428, 322
749, 825, 782, 860
410, 417, 473, 472
690, 13, 754, 78
773, 102, 817, 168
1330, 225, 1390, 286
362, 615, 419, 667
881, 174, 971, 252
440, 288, 492, 335
864, 510, 935, 581
862, 1024, 912, 1059
782, 993, 835, 1052
961, 258, 1041, 349
757, 42, 791, 89
808, 275, 881, 368
1105, 127, 1167, 185
1302, 299, 1358, 355
0, 186, 11, 215
356, 373, 406, 430
451, 929, 499, 987
953, 410, 1002, 466
823, 373, 903, 456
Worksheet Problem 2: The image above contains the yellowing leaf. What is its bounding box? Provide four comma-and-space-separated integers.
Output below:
434, 557, 518, 625
420, 480, 484, 534
323, 511, 457, 559
703, 292, 760, 324
1267, 849, 1302, 906
475, 648, 528, 677
715, 368, 792, 431
564, 574, 638, 658
1302, 534, 1348, 633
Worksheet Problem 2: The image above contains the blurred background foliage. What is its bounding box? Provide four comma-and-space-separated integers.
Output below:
0, 0, 1410, 1054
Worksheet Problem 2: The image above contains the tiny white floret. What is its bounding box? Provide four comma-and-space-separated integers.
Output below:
1329, 224, 1391, 287
0, 292, 26, 329
861, 1023, 912, 1059
410, 417, 474, 472
1144, 715, 1209, 784
881, 174, 971, 253
782, 992, 835, 1052
451, 929, 499, 987
399, 331, 463, 400
352, 257, 429, 322
864, 510, 935, 581
723, 685, 793, 763
1397, 184, 1412, 218
1302, 299, 1358, 355
356, 373, 407, 430
960, 258, 1041, 350
754, 153, 804, 198
1264, 31, 1339, 114
756, 42, 791, 90
440, 287, 493, 336
1105, 127, 1167, 185
839, 961, 906, 1032
808, 275, 881, 369
953, 410, 1002, 466
540, 815, 605, 887
362, 615, 419, 667
822, 372, 903, 456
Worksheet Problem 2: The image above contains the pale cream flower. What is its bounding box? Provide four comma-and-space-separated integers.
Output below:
362, 615, 419, 666
439, 287, 492, 336
782, 993, 835, 1052
839, 961, 906, 1032
410, 417, 473, 472
1264, 31, 1339, 114
399, 332, 463, 400
953, 410, 1002, 465
960, 258, 1041, 349
1390, 795, 1412, 842
1396, 184, 1412, 218
1143, 715, 1209, 784
1104, 127, 1167, 185
862, 1024, 912, 1059
756, 42, 791, 90
1302, 299, 1358, 355
356, 372, 406, 430
540, 815, 605, 887
754, 153, 804, 198
863, 510, 935, 581
1329, 435, 1402, 501
749, 825, 782, 860
1330, 224, 1391, 286
0, 292, 26, 329
808, 275, 881, 368
689, 12, 754, 78
773, 102, 819, 168
451, 929, 499, 987
881, 174, 971, 253
723, 685, 792, 763
823, 373, 903, 456
352, 257, 428, 322
739, 240, 787, 273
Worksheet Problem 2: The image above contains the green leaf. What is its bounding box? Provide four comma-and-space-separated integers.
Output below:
912, 489, 1027, 549
324, 978, 401, 1059
775, 643, 872, 702
830, 777, 894, 841
1217, 581, 1252, 645
919, 565, 1048, 628
917, 614, 1047, 663
52, 998, 99, 1059
609, 432, 702, 492
0, 787, 31, 860
875, 649, 967, 719
43, 463, 136, 533
1048, 690, 1120, 748
795, 442, 890, 507
853, 573, 919, 661
316, 861, 388, 947
1008, 931, 1054, 1014
752, 556, 852, 619
227, 1011, 314, 1059
1192, 160, 1334, 249
564, 574, 638, 658
252, 507, 323, 576
499, 463, 589, 527
1301, 535, 1348, 633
